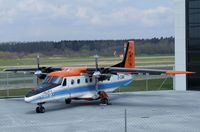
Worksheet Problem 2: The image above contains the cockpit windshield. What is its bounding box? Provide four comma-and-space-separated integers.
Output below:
42, 76, 63, 85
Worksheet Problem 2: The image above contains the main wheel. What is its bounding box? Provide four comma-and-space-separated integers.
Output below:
100, 98, 108, 105
36, 107, 40, 113
36, 106, 45, 113
40, 106, 45, 113
65, 98, 71, 104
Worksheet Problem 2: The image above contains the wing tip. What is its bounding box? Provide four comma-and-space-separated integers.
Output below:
166, 70, 195, 75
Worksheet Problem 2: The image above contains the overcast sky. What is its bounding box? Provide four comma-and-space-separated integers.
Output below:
0, 0, 175, 42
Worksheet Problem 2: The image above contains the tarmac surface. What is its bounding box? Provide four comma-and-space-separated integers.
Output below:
1, 91, 200, 132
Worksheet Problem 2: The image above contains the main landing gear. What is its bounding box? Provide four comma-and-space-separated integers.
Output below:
98, 91, 111, 105
36, 103, 45, 113
65, 98, 71, 104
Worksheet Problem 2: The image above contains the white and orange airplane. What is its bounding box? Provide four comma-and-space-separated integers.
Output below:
5, 41, 194, 113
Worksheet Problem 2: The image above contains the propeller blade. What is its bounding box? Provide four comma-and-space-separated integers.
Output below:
95, 77, 99, 92
93, 55, 100, 93
94, 55, 99, 71
37, 76, 39, 86
37, 54, 40, 69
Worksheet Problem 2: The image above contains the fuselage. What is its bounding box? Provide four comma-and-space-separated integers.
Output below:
24, 73, 133, 104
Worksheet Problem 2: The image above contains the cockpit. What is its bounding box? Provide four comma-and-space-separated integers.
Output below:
25, 76, 63, 97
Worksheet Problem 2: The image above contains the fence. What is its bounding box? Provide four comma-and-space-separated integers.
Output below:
0, 71, 174, 98
0, 72, 38, 97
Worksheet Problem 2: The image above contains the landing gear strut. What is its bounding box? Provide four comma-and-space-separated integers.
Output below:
36, 103, 45, 113
98, 91, 111, 105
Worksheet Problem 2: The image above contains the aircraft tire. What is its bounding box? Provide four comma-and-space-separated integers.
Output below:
36, 107, 40, 113
36, 106, 45, 113
100, 98, 108, 105
40, 106, 45, 113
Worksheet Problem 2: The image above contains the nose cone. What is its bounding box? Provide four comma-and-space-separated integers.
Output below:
24, 89, 37, 103
24, 96, 31, 103
25, 90, 34, 97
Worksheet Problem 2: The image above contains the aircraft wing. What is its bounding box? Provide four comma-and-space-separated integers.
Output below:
87, 67, 194, 75
4, 68, 40, 72
107, 67, 194, 75
4, 67, 61, 73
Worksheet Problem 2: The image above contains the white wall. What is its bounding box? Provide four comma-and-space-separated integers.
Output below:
175, 0, 186, 91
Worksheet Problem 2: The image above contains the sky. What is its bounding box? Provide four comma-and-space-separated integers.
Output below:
0, 0, 175, 42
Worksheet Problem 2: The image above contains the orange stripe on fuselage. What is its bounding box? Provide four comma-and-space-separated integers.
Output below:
48, 67, 87, 77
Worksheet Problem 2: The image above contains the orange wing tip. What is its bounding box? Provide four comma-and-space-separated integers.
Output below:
166, 70, 195, 75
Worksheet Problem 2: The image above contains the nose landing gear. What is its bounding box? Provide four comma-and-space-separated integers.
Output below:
65, 98, 72, 104
36, 103, 45, 113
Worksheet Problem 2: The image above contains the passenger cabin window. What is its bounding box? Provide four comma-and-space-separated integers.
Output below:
120, 75, 125, 79
77, 79, 80, 84
71, 79, 74, 85
62, 79, 67, 86
85, 78, 88, 83
89, 78, 93, 83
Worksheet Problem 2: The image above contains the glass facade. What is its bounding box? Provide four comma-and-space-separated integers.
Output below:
186, 0, 200, 90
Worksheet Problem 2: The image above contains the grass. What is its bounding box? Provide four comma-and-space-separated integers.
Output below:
0, 88, 31, 97
0, 55, 174, 69
115, 78, 173, 92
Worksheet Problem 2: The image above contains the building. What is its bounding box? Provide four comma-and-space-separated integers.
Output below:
175, 0, 200, 91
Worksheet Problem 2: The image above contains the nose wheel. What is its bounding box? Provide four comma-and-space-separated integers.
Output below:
65, 98, 71, 104
36, 103, 45, 113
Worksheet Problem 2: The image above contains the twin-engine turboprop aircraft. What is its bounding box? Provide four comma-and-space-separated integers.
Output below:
4, 41, 194, 113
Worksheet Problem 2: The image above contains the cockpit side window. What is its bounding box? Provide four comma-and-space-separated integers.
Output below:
51, 77, 63, 85
62, 78, 67, 86
42, 76, 63, 85
43, 76, 52, 84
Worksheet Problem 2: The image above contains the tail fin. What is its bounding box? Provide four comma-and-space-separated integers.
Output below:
112, 41, 135, 68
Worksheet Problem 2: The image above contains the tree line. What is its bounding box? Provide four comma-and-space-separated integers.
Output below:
0, 37, 174, 58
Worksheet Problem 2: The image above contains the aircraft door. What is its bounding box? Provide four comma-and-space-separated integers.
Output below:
62, 78, 70, 98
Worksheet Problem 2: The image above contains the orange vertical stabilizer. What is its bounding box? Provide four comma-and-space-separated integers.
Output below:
124, 41, 135, 68
112, 41, 135, 68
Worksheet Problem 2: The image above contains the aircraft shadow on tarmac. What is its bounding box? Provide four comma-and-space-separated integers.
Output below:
26, 101, 101, 114
25, 93, 182, 114
110, 93, 163, 99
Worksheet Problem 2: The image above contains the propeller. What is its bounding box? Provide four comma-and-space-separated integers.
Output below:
35, 54, 41, 85
37, 54, 40, 69
34, 54, 56, 80
94, 55, 99, 71
93, 55, 100, 92
31, 54, 61, 85
92, 55, 111, 94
